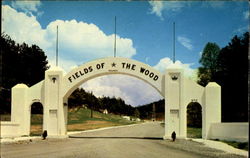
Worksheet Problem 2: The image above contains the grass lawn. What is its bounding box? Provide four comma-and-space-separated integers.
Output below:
187, 127, 202, 138
216, 140, 249, 151
30, 114, 43, 136
67, 108, 136, 131
29, 108, 137, 136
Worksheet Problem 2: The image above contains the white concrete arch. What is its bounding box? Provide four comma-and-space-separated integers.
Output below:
61, 57, 164, 99
2, 57, 222, 140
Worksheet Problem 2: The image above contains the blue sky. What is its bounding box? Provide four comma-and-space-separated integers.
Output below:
2, 1, 249, 106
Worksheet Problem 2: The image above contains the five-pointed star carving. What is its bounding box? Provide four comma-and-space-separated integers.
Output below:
111, 62, 116, 67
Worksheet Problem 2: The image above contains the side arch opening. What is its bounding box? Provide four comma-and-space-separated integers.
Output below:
186, 102, 202, 138
30, 102, 44, 136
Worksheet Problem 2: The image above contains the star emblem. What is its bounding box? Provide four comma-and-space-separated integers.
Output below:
111, 62, 116, 67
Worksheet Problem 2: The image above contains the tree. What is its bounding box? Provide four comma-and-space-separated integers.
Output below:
198, 42, 220, 86
0, 33, 49, 114
215, 32, 248, 122
136, 99, 164, 120
1, 34, 49, 88
18, 44, 49, 86
134, 108, 140, 118
197, 32, 249, 122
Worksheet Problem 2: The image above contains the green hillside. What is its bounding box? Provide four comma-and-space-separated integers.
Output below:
68, 108, 136, 127
30, 108, 137, 135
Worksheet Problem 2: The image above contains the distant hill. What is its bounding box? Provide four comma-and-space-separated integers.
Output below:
68, 88, 165, 120
68, 88, 135, 117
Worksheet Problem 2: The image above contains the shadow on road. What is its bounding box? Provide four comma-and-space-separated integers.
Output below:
69, 136, 163, 140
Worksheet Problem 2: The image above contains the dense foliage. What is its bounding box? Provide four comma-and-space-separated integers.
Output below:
198, 42, 220, 86
136, 99, 164, 120
198, 32, 248, 122
0, 33, 49, 114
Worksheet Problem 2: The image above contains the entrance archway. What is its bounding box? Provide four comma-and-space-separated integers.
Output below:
66, 74, 164, 133
7, 57, 221, 139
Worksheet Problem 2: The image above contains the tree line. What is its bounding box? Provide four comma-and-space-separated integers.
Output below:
198, 32, 248, 122
68, 88, 136, 116
136, 99, 164, 120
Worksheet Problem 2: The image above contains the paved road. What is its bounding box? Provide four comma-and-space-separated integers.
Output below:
1, 122, 246, 158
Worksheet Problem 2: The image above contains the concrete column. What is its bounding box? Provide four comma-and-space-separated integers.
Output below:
63, 98, 68, 135
44, 67, 66, 136
164, 65, 184, 139
11, 84, 29, 135
203, 82, 221, 139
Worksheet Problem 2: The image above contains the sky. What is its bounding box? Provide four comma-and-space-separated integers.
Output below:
2, 0, 249, 106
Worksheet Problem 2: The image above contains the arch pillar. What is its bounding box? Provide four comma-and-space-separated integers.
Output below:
203, 82, 221, 139
11, 84, 29, 135
44, 67, 66, 136
164, 66, 185, 139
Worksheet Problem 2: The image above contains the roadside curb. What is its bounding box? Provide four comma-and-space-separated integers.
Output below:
191, 138, 248, 157
0, 136, 41, 144
0, 122, 147, 143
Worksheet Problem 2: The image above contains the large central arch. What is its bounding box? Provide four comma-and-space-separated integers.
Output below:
6, 57, 221, 140
62, 57, 164, 99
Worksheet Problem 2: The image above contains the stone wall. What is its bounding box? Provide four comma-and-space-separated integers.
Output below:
208, 123, 249, 142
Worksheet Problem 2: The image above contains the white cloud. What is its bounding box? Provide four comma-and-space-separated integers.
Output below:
205, 1, 225, 9
81, 75, 163, 106
177, 36, 193, 50
153, 57, 197, 80
2, 5, 50, 49
2, 4, 199, 106
234, 26, 248, 34
199, 51, 203, 57
149, 1, 228, 20
149, 1, 165, 20
145, 57, 150, 63
243, 11, 249, 20
2, 5, 136, 71
11, 0, 42, 16
2, 5, 153, 106
45, 20, 136, 61
149, 1, 186, 19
